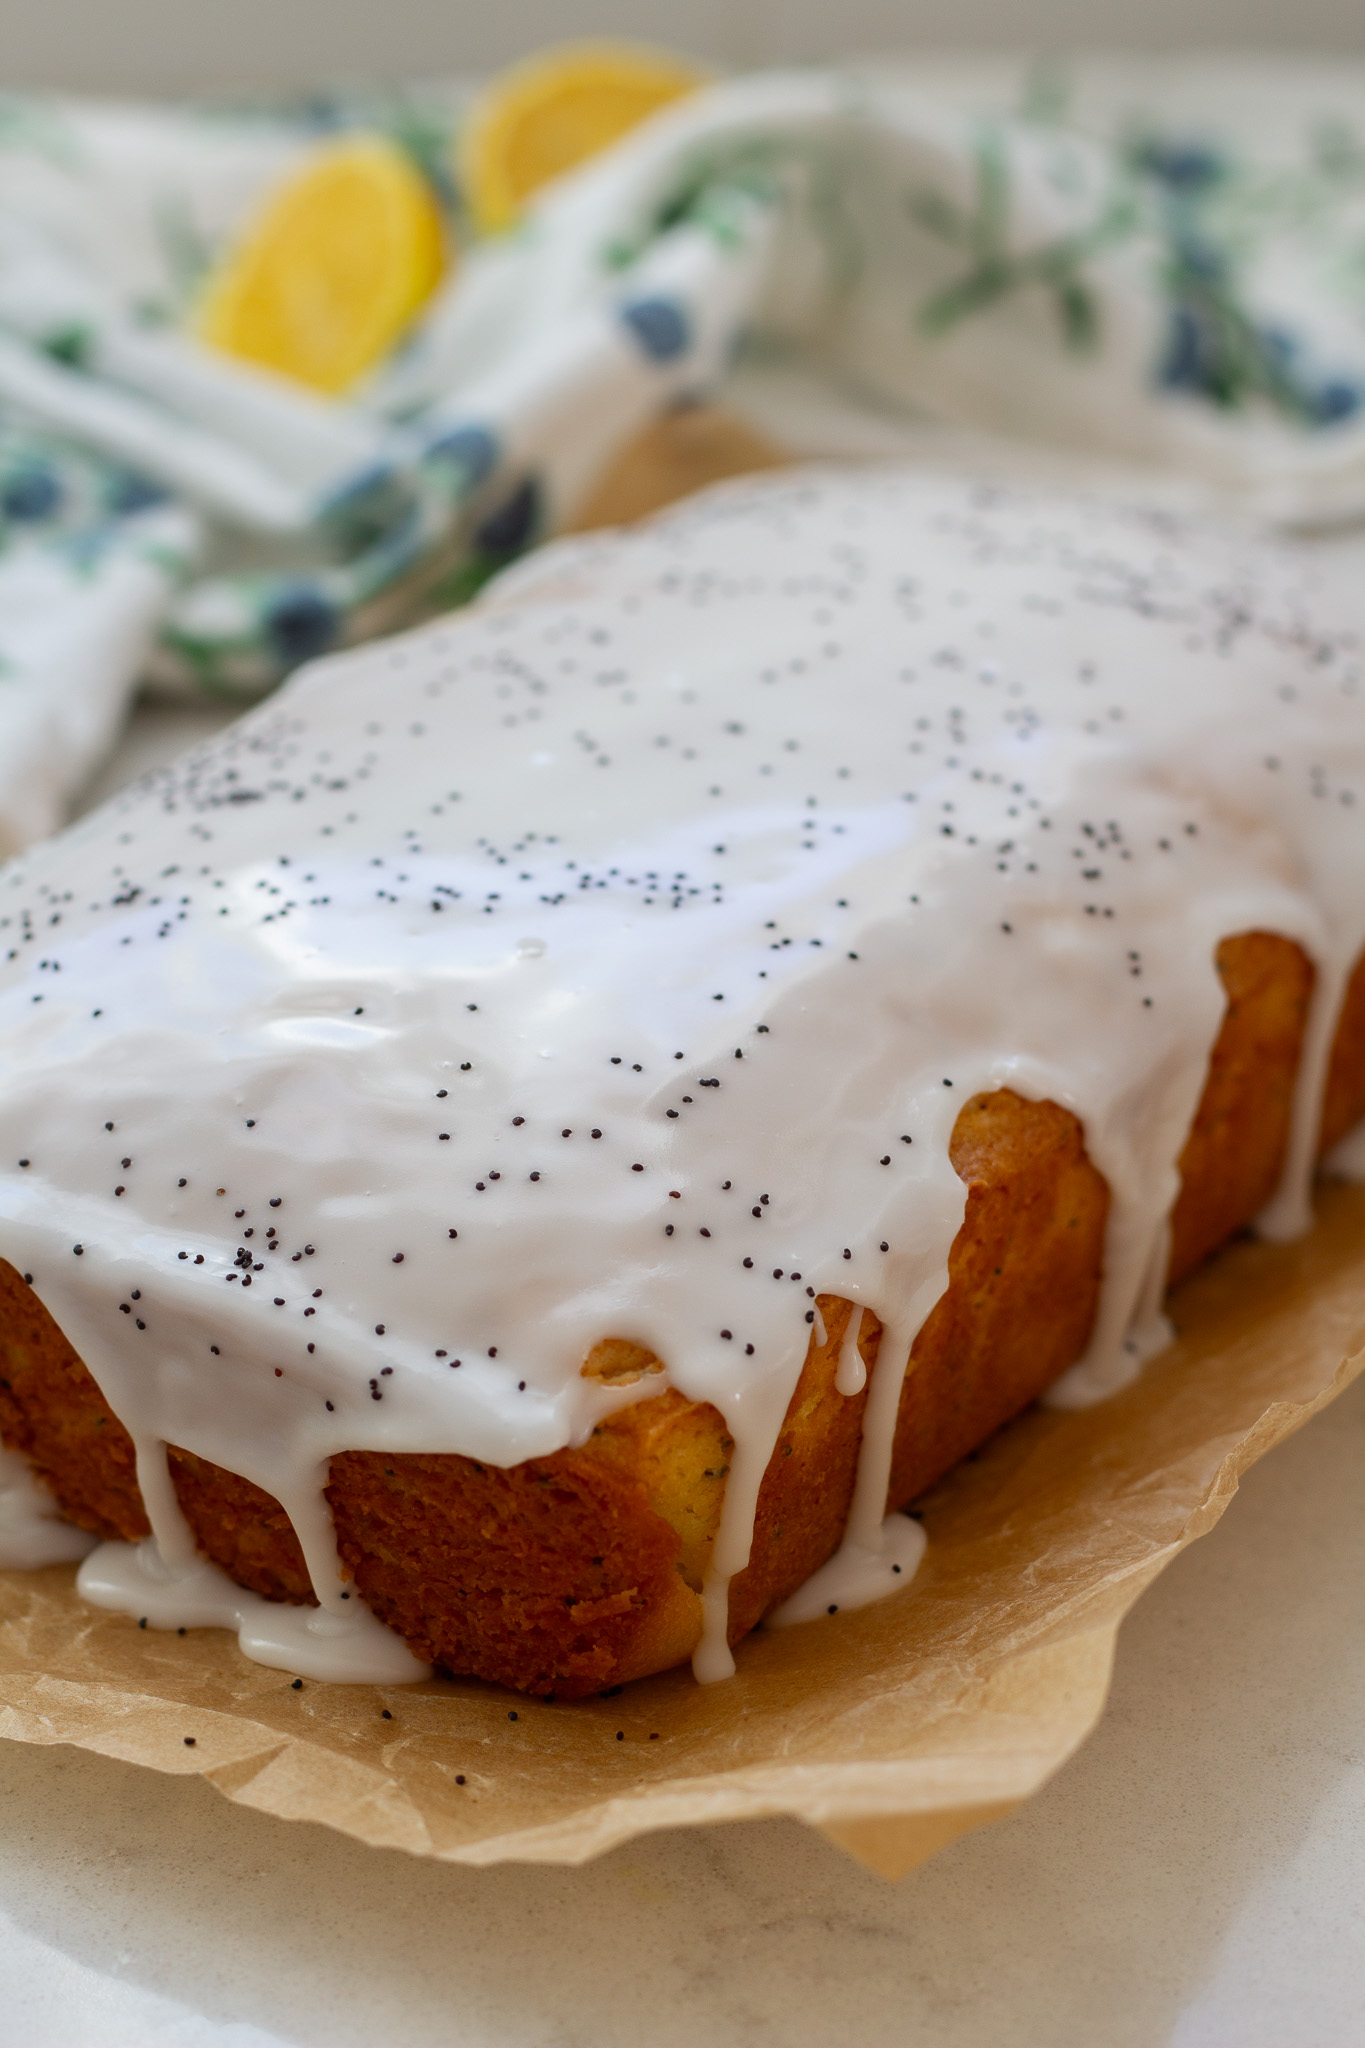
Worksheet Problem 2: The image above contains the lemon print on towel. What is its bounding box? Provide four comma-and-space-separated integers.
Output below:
461, 42, 706, 235
198, 136, 445, 395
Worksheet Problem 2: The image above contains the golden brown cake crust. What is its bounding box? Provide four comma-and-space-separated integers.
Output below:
886, 1088, 1109, 1514
0, 1259, 148, 1544
1321, 949, 1365, 1156
329, 1434, 692, 1698
727, 1296, 879, 1642
167, 1449, 315, 1607
2, 928, 1363, 1697
1167, 933, 1314, 1285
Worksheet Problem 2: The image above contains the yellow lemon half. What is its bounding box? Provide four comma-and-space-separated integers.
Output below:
197, 135, 446, 396
460, 41, 707, 236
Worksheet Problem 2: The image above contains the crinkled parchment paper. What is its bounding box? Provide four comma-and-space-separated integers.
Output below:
2, 417, 1363, 1879
2, 1181, 1362, 1880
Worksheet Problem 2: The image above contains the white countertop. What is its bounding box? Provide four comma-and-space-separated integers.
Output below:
0, 704, 1361, 2048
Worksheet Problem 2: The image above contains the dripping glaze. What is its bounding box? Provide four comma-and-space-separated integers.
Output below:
0, 466, 1363, 1684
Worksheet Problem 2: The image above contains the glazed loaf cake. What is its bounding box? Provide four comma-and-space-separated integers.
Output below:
1, 467, 1363, 1696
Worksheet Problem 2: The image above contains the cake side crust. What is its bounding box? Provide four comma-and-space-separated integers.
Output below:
0, 928, 1358, 1695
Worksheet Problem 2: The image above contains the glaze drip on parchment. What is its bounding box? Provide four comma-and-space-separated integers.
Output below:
0, 467, 1363, 1682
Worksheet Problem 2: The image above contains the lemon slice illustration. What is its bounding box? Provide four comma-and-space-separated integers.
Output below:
197, 135, 446, 395
460, 42, 707, 235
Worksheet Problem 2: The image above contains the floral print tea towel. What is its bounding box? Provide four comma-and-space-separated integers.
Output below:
0, 55, 1363, 850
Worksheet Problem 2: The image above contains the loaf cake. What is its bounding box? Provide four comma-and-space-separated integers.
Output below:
1, 465, 1363, 1697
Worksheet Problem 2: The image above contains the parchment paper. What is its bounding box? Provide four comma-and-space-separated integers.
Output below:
1, 417, 1363, 1881
0, 1179, 1360, 1879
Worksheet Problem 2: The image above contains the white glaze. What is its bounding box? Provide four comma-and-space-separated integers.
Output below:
77, 1537, 430, 1683
1326, 1122, 1365, 1181
0, 1445, 97, 1568
0, 465, 1362, 1684
835, 1305, 867, 1396
768, 1513, 928, 1629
